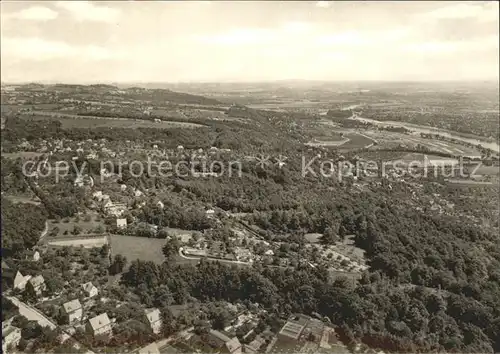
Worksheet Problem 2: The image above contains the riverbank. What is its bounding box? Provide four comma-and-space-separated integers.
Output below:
350, 115, 500, 153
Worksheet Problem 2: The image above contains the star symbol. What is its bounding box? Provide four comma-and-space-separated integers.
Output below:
255, 154, 271, 169
275, 154, 287, 168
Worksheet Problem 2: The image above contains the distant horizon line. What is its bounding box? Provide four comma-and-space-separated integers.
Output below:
2, 79, 499, 85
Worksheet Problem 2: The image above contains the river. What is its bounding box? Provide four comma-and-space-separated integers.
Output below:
351, 115, 500, 153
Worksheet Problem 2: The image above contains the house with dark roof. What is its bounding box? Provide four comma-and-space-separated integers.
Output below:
208, 330, 242, 354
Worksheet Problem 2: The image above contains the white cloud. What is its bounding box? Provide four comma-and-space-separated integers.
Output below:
281, 21, 314, 34
316, 1, 331, 9
403, 41, 460, 54
425, 2, 498, 21
316, 28, 410, 47
318, 51, 348, 61
194, 28, 278, 45
3, 6, 58, 21
54, 1, 120, 23
402, 36, 499, 54
1, 37, 115, 61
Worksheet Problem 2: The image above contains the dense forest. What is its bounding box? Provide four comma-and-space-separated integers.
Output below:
2, 98, 499, 353
1, 198, 47, 257
121, 255, 500, 353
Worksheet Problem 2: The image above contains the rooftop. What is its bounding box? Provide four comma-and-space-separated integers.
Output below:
278, 314, 311, 340
29, 275, 45, 287
82, 282, 97, 291
209, 329, 233, 343
88, 313, 111, 331
63, 299, 82, 314
145, 308, 161, 324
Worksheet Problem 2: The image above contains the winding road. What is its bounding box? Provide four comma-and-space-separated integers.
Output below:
7, 296, 94, 353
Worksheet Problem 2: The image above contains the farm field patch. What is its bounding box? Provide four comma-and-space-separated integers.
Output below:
363, 130, 482, 156
337, 133, 376, 150
45, 215, 104, 239
2, 151, 43, 159
3, 194, 42, 205
47, 236, 109, 248
18, 113, 205, 129
108, 235, 167, 265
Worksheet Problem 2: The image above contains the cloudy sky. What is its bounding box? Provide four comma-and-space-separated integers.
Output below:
1, 1, 498, 83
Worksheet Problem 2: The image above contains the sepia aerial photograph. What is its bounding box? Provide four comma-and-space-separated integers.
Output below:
1, 1, 499, 353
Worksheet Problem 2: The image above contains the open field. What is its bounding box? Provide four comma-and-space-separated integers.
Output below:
3, 194, 42, 205
362, 130, 482, 156
304, 233, 322, 243
47, 236, 109, 248
446, 179, 497, 187
337, 133, 376, 150
19, 112, 205, 129
2, 151, 44, 159
473, 165, 500, 175
46, 215, 104, 239
109, 235, 167, 265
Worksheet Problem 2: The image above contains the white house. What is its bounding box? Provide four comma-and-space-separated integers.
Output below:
134, 189, 144, 197
116, 218, 127, 229
144, 308, 162, 334
74, 176, 84, 187
156, 201, 164, 209
82, 282, 99, 298
26, 275, 46, 297
93, 191, 103, 201
13, 271, 31, 291
86, 313, 112, 339
61, 299, 83, 324
32, 251, 40, 262
2, 325, 21, 353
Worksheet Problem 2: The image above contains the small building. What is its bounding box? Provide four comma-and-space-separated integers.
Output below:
244, 335, 266, 354
278, 314, 310, 341
144, 308, 162, 334
134, 189, 144, 197
156, 201, 164, 209
13, 271, 32, 291
208, 330, 242, 354
32, 251, 41, 262
86, 313, 112, 339
234, 248, 253, 262
82, 282, 99, 298
61, 299, 83, 324
104, 202, 127, 217
26, 275, 46, 297
116, 218, 128, 229
2, 325, 21, 353
93, 190, 103, 199
264, 249, 274, 256
74, 176, 84, 187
